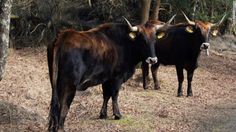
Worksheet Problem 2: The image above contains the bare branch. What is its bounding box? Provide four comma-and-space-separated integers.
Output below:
30, 23, 47, 35
88, 0, 92, 7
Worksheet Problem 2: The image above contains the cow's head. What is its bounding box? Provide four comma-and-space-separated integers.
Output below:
123, 17, 157, 64
146, 15, 177, 45
123, 15, 176, 64
182, 12, 226, 56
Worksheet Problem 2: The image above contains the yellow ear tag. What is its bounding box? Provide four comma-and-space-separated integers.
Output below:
185, 26, 194, 33
129, 32, 136, 39
157, 32, 165, 39
212, 30, 218, 36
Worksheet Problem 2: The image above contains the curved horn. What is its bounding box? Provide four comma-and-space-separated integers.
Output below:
165, 14, 176, 25
154, 24, 164, 30
182, 11, 195, 25
123, 16, 138, 32
211, 14, 227, 27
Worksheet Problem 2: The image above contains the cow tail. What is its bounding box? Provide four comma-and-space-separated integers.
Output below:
47, 35, 61, 99
47, 32, 62, 130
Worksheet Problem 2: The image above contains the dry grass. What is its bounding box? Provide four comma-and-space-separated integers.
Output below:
0, 44, 235, 131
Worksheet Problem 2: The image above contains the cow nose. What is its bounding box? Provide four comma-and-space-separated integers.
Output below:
146, 57, 158, 64
201, 42, 210, 50
200, 42, 210, 56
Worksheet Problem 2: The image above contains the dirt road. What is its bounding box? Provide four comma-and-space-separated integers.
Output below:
0, 44, 235, 131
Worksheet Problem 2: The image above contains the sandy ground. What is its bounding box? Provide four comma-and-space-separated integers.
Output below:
0, 37, 235, 131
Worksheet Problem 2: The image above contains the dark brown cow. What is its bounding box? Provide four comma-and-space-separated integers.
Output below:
47, 17, 176, 131
142, 13, 226, 97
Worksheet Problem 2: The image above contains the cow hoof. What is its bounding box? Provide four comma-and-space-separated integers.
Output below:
48, 128, 56, 132
114, 114, 122, 120
154, 86, 160, 90
143, 85, 149, 90
99, 114, 108, 119
177, 93, 183, 97
48, 126, 59, 132
187, 93, 193, 97
58, 128, 65, 132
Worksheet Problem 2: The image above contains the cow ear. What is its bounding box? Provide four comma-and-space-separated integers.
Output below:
185, 26, 194, 33
211, 29, 218, 36
128, 32, 136, 40
157, 32, 165, 39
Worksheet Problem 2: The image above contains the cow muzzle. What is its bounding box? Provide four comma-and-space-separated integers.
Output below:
200, 42, 210, 56
146, 57, 158, 64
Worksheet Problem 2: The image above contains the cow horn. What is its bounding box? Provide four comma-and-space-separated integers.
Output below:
154, 24, 164, 30
211, 14, 227, 27
154, 15, 176, 30
165, 14, 176, 25
182, 11, 195, 25
123, 17, 138, 32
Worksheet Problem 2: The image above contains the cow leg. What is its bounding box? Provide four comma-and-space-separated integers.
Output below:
49, 79, 76, 132
48, 91, 60, 132
151, 63, 160, 90
100, 80, 122, 120
111, 79, 123, 120
187, 69, 194, 97
99, 82, 111, 119
176, 65, 184, 97
58, 84, 76, 131
141, 62, 149, 90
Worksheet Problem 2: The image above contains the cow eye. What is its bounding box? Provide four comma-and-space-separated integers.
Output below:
128, 32, 136, 40
185, 26, 194, 33
211, 30, 218, 36
156, 32, 165, 39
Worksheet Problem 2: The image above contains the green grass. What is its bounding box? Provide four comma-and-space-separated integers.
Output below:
110, 115, 135, 125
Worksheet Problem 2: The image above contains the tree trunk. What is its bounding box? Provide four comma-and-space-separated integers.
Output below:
150, 0, 161, 20
232, 1, 236, 35
0, 0, 12, 80
140, 0, 152, 24
233, 1, 236, 26
192, 0, 200, 20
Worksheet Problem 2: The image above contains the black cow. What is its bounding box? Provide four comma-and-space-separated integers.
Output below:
142, 13, 226, 97
47, 16, 176, 131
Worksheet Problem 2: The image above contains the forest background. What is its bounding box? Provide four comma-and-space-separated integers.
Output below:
10, 0, 235, 48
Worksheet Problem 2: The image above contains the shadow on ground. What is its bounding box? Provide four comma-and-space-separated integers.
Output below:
0, 101, 46, 131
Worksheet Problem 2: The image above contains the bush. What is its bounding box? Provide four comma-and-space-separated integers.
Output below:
10, 0, 234, 48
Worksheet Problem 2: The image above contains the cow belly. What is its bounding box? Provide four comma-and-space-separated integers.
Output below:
158, 56, 177, 65
75, 67, 136, 91
159, 60, 175, 65
158, 52, 193, 66
77, 79, 104, 91
76, 73, 109, 91
76, 67, 110, 91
